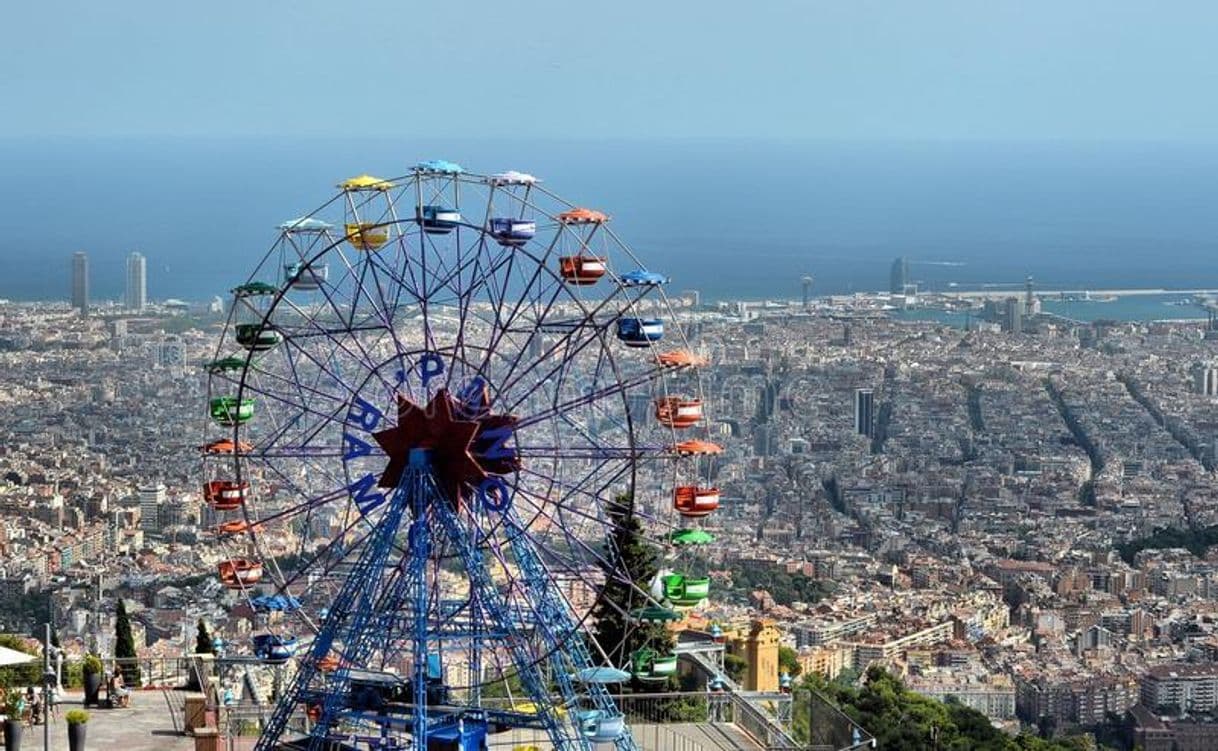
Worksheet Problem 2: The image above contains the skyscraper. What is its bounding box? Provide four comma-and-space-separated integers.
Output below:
1195, 363, 1218, 396
139, 482, 166, 536
125, 252, 147, 311
854, 388, 875, 438
71, 251, 89, 313
1004, 297, 1024, 334
801, 274, 814, 309
889, 257, 909, 294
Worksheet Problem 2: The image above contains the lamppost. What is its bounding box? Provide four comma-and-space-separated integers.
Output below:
42, 623, 62, 751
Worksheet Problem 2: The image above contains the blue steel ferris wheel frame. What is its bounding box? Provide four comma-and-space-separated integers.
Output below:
202, 164, 711, 750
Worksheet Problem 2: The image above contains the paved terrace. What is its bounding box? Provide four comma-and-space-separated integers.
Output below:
11, 689, 192, 751
18, 690, 762, 751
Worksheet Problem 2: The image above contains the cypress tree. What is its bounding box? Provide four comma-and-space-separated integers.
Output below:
114, 598, 141, 686
194, 619, 214, 655
589, 495, 675, 691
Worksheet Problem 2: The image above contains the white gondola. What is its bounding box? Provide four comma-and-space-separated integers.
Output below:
489, 170, 538, 186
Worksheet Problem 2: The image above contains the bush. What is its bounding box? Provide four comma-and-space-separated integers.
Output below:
65, 709, 89, 724
0, 684, 21, 716
82, 654, 103, 676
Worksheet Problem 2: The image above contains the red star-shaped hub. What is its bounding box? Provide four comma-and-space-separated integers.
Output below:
373, 388, 518, 508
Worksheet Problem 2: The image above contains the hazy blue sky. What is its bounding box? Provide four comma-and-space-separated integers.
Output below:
3, 1, 1216, 140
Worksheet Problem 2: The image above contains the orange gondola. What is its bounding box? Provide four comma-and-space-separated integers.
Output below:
671, 440, 722, 456
557, 208, 608, 225
218, 558, 263, 588
214, 520, 251, 536
316, 654, 340, 672
674, 486, 720, 517
655, 350, 708, 368
559, 256, 607, 285
655, 397, 703, 428
203, 480, 249, 510
202, 439, 253, 455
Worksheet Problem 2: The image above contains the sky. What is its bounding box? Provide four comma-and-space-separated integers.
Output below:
3, 0, 1217, 141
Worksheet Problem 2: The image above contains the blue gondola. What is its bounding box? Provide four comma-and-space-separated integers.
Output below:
414, 159, 464, 174
252, 634, 298, 664
284, 262, 329, 290
616, 318, 663, 347
418, 205, 461, 235
250, 594, 301, 613
577, 710, 627, 742
780, 671, 793, 693
621, 269, 669, 287
488, 217, 536, 247
709, 675, 727, 692
572, 667, 631, 685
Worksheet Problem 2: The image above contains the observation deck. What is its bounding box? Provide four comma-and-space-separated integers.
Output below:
56, 654, 871, 751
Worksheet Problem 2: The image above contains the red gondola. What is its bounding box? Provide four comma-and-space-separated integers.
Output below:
218, 558, 263, 588
655, 397, 703, 428
674, 486, 720, 517
203, 480, 249, 510
559, 256, 607, 285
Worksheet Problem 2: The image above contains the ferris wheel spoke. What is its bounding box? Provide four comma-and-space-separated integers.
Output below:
274, 290, 395, 397
512, 367, 659, 430
505, 491, 643, 603
476, 232, 565, 375
496, 288, 660, 415
514, 446, 656, 460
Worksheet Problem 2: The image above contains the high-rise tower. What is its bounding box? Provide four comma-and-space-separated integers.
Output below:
889, 257, 909, 294
126, 252, 147, 311
71, 251, 89, 313
801, 274, 814, 309
854, 388, 875, 438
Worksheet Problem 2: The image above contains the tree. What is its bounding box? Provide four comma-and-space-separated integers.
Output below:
778, 646, 803, 679
194, 619, 214, 655
114, 599, 141, 686
723, 652, 747, 683
792, 666, 1098, 751
588, 495, 675, 692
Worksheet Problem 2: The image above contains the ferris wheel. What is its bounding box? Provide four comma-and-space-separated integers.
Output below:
200, 159, 723, 750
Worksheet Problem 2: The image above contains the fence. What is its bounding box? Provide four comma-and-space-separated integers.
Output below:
794, 688, 876, 750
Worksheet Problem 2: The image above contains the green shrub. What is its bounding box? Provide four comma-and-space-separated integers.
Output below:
65, 709, 89, 724
82, 654, 103, 676
1, 684, 21, 716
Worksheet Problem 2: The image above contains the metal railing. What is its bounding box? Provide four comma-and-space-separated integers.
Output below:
729, 691, 803, 750
793, 688, 876, 751
74, 651, 874, 751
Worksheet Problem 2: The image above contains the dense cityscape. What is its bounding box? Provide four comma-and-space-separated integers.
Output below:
4, 248, 1218, 749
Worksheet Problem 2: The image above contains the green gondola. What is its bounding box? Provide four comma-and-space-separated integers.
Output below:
631, 648, 679, 682
205, 356, 246, 373
232, 281, 279, 297
630, 605, 682, 623
235, 324, 282, 352
210, 397, 255, 426
670, 529, 714, 546
663, 574, 710, 608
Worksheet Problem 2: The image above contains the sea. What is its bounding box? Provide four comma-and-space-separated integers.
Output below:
4, 136, 1218, 319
